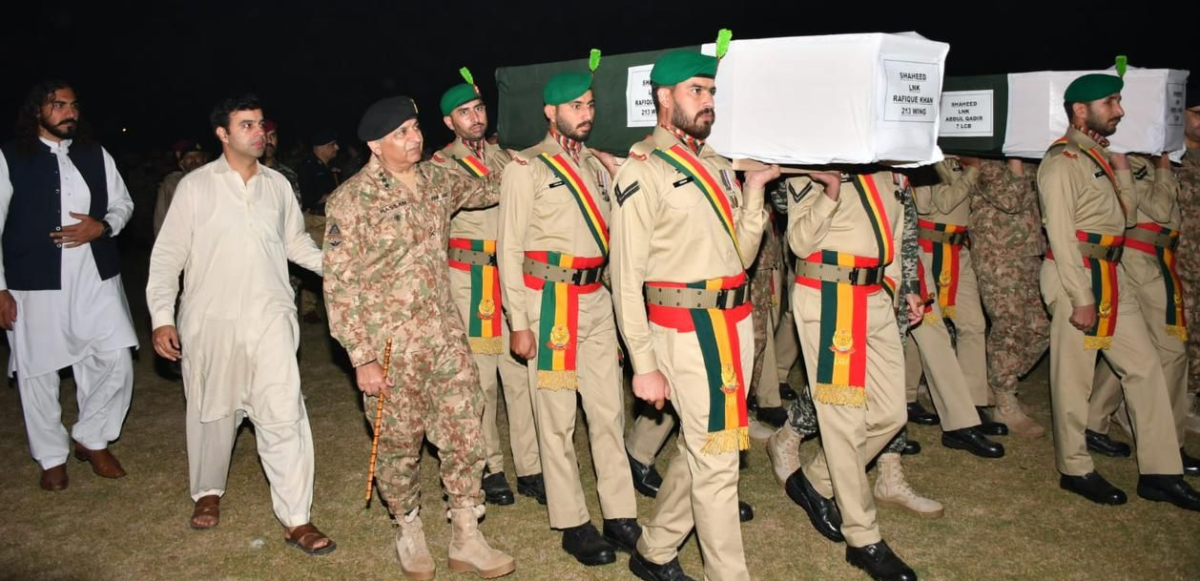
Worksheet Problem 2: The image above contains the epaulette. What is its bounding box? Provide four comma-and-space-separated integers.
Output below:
1048, 139, 1081, 160
431, 152, 447, 163
628, 140, 656, 162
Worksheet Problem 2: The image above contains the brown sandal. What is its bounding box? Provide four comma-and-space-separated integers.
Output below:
189, 495, 221, 530
284, 523, 337, 556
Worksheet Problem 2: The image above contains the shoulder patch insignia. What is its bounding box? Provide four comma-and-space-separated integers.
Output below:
1062, 151, 1078, 159
615, 181, 641, 206
432, 152, 446, 163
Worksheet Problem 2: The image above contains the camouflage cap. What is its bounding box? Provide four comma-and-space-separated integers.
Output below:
1064, 73, 1124, 104
358, 96, 419, 142
650, 50, 717, 86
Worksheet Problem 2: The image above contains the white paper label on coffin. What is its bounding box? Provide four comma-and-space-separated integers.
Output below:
1002, 68, 1190, 159
626, 64, 657, 128
940, 90, 995, 137
699, 33, 949, 166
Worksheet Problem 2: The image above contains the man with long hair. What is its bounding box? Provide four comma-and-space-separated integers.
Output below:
0, 80, 138, 492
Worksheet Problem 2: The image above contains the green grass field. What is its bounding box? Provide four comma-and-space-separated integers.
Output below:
1, 254, 1197, 581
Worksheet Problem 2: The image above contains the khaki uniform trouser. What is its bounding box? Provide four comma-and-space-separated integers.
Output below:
794, 285, 906, 548
1041, 260, 1183, 476
525, 286, 636, 529
636, 312, 752, 581
1087, 249, 1191, 445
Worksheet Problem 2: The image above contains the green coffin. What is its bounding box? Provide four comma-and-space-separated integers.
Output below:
496, 46, 697, 153
937, 75, 1008, 157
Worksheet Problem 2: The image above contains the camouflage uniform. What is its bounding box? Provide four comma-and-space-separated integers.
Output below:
749, 214, 785, 407
1176, 149, 1200, 403
969, 159, 1049, 397
786, 174, 917, 454
323, 156, 500, 515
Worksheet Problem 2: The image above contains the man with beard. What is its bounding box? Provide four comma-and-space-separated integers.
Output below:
1038, 73, 1199, 510
148, 94, 335, 552
498, 60, 641, 568
324, 96, 515, 579
263, 120, 302, 203
431, 69, 545, 506
611, 44, 778, 581
0, 80, 138, 491
153, 139, 208, 238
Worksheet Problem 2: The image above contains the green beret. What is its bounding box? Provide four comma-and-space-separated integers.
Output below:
650, 50, 717, 86
543, 71, 593, 106
440, 83, 480, 116
1064, 73, 1124, 103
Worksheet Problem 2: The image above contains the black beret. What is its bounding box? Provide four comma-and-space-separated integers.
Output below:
357, 96, 420, 142
310, 128, 338, 147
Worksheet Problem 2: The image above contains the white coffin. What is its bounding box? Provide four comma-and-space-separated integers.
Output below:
1003, 68, 1189, 159
701, 33, 949, 166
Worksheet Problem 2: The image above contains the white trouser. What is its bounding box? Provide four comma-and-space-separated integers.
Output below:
18, 348, 133, 470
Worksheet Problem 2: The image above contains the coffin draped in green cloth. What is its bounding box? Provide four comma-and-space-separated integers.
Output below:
937, 75, 1009, 157
496, 46, 697, 153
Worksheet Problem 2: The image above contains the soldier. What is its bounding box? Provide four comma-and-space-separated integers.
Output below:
906, 158, 1009, 453
748, 215, 789, 429
497, 59, 641, 567
1038, 73, 1198, 511
1086, 152, 1200, 475
1175, 80, 1200, 435
611, 41, 778, 581
969, 157, 1049, 438
780, 165, 922, 581
768, 179, 943, 521
432, 69, 545, 506
323, 96, 516, 579
296, 129, 338, 323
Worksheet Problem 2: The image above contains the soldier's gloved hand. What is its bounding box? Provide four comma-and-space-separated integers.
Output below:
1069, 304, 1098, 332
356, 360, 395, 397
511, 329, 537, 360
632, 370, 672, 411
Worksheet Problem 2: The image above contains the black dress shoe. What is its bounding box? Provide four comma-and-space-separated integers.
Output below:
482, 471, 514, 506
628, 451, 663, 498
630, 551, 696, 581
739, 500, 754, 522
1086, 429, 1132, 458
757, 406, 788, 428
602, 518, 642, 553
784, 468, 844, 542
941, 427, 1005, 458
976, 408, 1009, 436
900, 440, 921, 456
846, 541, 917, 581
747, 398, 760, 413
516, 473, 547, 505
1059, 472, 1127, 505
1137, 474, 1200, 512
779, 383, 799, 401
906, 402, 939, 426
562, 522, 616, 566
1182, 449, 1200, 477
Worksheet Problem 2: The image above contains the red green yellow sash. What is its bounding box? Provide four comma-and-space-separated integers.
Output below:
1126, 223, 1187, 341
455, 155, 490, 179
537, 153, 609, 256
918, 220, 966, 319
646, 273, 751, 454
796, 251, 888, 408
449, 238, 502, 354
1047, 231, 1123, 350
524, 251, 605, 390
914, 256, 937, 325
850, 173, 895, 266
652, 145, 741, 258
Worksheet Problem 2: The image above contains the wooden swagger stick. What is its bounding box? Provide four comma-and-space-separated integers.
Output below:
365, 338, 394, 506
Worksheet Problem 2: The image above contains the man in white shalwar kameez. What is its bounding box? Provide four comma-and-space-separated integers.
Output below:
0, 81, 138, 492
146, 95, 334, 555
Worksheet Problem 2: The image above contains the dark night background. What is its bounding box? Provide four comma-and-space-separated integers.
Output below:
1, 1, 1194, 156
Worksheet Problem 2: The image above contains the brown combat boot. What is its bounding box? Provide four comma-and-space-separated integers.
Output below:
873, 453, 944, 518
766, 425, 802, 486
447, 507, 515, 579
993, 391, 1045, 438
395, 508, 435, 580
